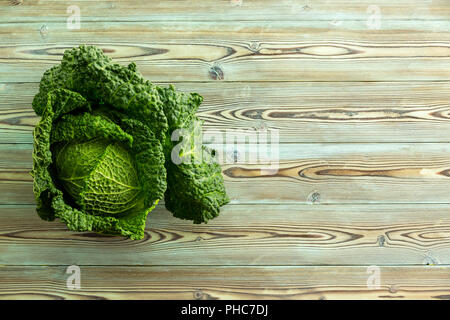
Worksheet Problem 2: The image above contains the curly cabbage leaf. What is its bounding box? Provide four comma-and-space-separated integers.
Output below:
158, 85, 229, 223
33, 46, 167, 142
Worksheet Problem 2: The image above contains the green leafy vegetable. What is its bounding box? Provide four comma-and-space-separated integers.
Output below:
158, 85, 229, 223
31, 45, 229, 239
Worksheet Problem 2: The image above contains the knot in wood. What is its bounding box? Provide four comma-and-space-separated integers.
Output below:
377, 235, 386, 247
209, 64, 224, 80
308, 191, 321, 204
39, 24, 49, 39
194, 289, 204, 300
250, 41, 260, 52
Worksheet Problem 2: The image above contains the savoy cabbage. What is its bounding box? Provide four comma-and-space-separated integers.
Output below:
31, 45, 229, 239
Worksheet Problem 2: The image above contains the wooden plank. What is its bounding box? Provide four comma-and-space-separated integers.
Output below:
2, 81, 450, 144
1, 22, 450, 82
1, 265, 450, 300
1, 204, 450, 266
202, 143, 450, 204
3, 143, 450, 205
1, 0, 449, 22
3, 21, 450, 43
0, 144, 31, 168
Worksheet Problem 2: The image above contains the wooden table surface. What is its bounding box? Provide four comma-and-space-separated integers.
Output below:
1, 0, 450, 300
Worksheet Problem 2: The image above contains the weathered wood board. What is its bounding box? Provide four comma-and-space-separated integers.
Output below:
1, 266, 449, 300
1, 0, 450, 300
0, 204, 449, 266
3, 82, 450, 144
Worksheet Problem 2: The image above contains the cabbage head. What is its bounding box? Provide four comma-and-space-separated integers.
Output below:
31, 46, 228, 239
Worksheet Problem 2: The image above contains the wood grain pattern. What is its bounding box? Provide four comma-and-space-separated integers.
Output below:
4, 20, 450, 43
0, 204, 449, 266
1, 21, 450, 82
1, 265, 450, 300
2, 81, 450, 144
1, 0, 450, 300
3, 143, 450, 205
1, 0, 449, 22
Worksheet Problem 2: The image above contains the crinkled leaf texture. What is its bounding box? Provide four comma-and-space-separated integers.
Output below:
31, 45, 229, 239
159, 85, 230, 223
32, 89, 165, 240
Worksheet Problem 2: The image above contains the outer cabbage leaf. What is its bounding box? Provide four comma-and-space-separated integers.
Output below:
158, 85, 229, 223
119, 118, 167, 209
164, 146, 229, 224
33, 45, 168, 142
51, 112, 133, 147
